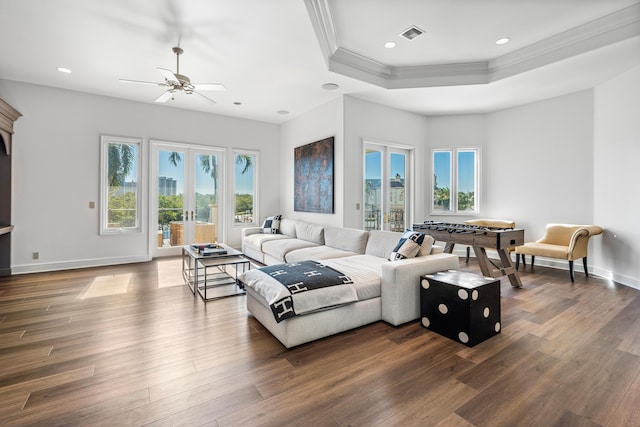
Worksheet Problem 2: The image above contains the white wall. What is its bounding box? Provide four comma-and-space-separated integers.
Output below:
343, 96, 430, 228
486, 90, 595, 241
280, 97, 344, 227
423, 114, 487, 223
422, 94, 595, 268
1, 79, 280, 273
593, 65, 640, 287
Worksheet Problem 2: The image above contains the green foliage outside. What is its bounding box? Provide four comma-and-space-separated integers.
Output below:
457, 191, 475, 211
158, 194, 184, 226
433, 174, 475, 211
433, 174, 450, 211
108, 148, 256, 228
235, 193, 253, 214
107, 191, 137, 227
107, 143, 137, 228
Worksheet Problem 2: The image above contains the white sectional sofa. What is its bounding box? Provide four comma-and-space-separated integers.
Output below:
240, 218, 459, 348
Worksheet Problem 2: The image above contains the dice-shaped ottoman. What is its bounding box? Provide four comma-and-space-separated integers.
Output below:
420, 270, 501, 347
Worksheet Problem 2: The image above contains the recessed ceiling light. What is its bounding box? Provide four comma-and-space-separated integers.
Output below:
384, 41, 396, 49
277, 110, 289, 115
57, 67, 72, 74
321, 83, 340, 91
496, 37, 510, 45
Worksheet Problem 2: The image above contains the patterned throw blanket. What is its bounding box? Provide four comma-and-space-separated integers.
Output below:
240, 260, 357, 323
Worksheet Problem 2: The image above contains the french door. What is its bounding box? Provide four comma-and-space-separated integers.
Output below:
151, 141, 224, 256
363, 143, 411, 232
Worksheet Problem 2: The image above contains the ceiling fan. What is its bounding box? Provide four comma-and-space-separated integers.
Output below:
119, 46, 225, 103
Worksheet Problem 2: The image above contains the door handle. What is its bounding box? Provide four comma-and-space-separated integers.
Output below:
185, 211, 188, 221
191, 211, 195, 221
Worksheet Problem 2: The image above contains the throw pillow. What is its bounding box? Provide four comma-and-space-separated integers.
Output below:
417, 234, 435, 256
389, 231, 425, 261
261, 215, 282, 234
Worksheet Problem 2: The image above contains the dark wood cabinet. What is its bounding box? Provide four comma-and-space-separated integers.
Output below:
0, 98, 22, 276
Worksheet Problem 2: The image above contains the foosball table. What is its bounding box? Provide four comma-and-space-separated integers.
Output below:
413, 221, 525, 287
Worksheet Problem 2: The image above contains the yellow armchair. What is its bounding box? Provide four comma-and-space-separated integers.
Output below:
463, 219, 516, 263
515, 224, 603, 282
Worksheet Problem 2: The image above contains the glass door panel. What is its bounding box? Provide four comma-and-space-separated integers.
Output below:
157, 149, 185, 249
389, 151, 407, 232
193, 151, 219, 244
363, 143, 410, 232
364, 148, 382, 231
152, 143, 223, 256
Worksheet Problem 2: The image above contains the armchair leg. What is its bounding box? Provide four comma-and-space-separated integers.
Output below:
583, 257, 589, 278
531, 255, 535, 267
515, 254, 520, 270
569, 260, 575, 282
466, 247, 470, 263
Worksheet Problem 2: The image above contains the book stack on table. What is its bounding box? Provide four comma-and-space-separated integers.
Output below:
190, 243, 227, 256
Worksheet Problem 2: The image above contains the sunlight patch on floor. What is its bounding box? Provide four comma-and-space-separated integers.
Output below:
81, 273, 132, 299
156, 258, 184, 288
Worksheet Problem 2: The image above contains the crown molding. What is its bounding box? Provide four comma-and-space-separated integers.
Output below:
305, 0, 640, 89
304, 0, 338, 68
489, 3, 640, 81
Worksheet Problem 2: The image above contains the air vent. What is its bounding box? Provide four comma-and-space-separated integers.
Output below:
400, 25, 425, 41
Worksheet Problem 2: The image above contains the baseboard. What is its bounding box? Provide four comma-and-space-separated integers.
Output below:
462, 249, 639, 290
11, 255, 152, 275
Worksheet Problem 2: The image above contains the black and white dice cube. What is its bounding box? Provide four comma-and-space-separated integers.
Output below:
420, 270, 501, 347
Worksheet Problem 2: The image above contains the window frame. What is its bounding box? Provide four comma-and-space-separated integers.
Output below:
100, 135, 143, 234
232, 148, 259, 227
431, 147, 480, 215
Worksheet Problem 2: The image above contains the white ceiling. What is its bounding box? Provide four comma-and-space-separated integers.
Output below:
1, 0, 639, 124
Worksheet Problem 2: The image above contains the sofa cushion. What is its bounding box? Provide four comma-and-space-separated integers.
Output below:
243, 233, 291, 252
324, 226, 369, 254
262, 238, 319, 263
325, 254, 387, 301
285, 245, 358, 263
365, 230, 404, 259
261, 215, 282, 234
279, 218, 297, 237
389, 231, 425, 260
295, 221, 325, 244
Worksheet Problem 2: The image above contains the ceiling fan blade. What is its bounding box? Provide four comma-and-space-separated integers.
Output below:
119, 78, 164, 86
157, 68, 179, 85
193, 91, 217, 104
155, 90, 174, 103
193, 83, 226, 91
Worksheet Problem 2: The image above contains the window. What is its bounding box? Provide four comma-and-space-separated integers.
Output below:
100, 136, 142, 233
233, 150, 257, 225
432, 148, 479, 214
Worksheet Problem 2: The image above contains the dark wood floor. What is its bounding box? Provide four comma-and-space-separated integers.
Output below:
1, 257, 640, 426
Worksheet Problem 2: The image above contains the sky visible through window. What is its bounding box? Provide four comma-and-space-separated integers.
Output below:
365, 151, 405, 180
156, 151, 254, 195
434, 150, 475, 193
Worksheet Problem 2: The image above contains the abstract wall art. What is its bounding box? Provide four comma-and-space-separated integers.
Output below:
294, 137, 334, 214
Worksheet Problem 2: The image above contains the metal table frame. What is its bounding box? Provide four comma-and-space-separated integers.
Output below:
182, 244, 250, 301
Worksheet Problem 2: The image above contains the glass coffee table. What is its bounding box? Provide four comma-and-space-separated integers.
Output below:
181, 243, 250, 301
